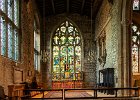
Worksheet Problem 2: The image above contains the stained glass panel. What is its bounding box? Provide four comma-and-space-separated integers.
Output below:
133, 0, 140, 10
61, 26, 66, 33
68, 36, 74, 44
60, 36, 66, 44
53, 36, 59, 44
68, 26, 73, 33
52, 21, 82, 81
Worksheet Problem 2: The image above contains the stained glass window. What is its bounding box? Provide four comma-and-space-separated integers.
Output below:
132, 24, 140, 72
133, 0, 140, 10
52, 21, 82, 81
0, 0, 19, 60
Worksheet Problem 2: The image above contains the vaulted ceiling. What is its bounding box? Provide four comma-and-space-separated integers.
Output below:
35, 0, 103, 19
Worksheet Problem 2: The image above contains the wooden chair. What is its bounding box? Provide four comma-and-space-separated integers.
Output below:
0, 86, 9, 100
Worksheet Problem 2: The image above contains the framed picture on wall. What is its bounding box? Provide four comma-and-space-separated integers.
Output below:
14, 68, 23, 84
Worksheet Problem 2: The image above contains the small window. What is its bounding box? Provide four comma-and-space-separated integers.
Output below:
133, 0, 140, 10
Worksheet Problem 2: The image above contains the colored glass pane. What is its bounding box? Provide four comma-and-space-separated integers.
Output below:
68, 26, 73, 33
75, 36, 80, 44
61, 26, 66, 33
53, 36, 59, 44
68, 36, 74, 44
60, 36, 66, 44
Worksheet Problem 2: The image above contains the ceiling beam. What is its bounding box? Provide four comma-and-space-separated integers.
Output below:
51, 0, 55, 14
66, 0, 69, 13
81, 0, 85, 14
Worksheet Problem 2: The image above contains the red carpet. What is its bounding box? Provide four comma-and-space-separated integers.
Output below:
44, 91, 92, 98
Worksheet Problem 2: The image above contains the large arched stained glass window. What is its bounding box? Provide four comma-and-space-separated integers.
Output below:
132, 23, 140, 72
52, 20, 82, 81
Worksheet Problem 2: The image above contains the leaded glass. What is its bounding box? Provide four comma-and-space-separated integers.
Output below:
8, 0, 13, 20
0, 0, 6, 13
52, 20, 82, 81
132, 45, 138, 72
14, 0, 19, 26
1, 17, 6, 56
14, 29, 18, 60
132, 23, 140, 72
133, 0, 140, 10
8, 24, 13, 58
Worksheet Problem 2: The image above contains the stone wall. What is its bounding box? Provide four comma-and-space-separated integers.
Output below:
43, 14, 96, 88
95, 0, 122, 87
0, 0, 37, 94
